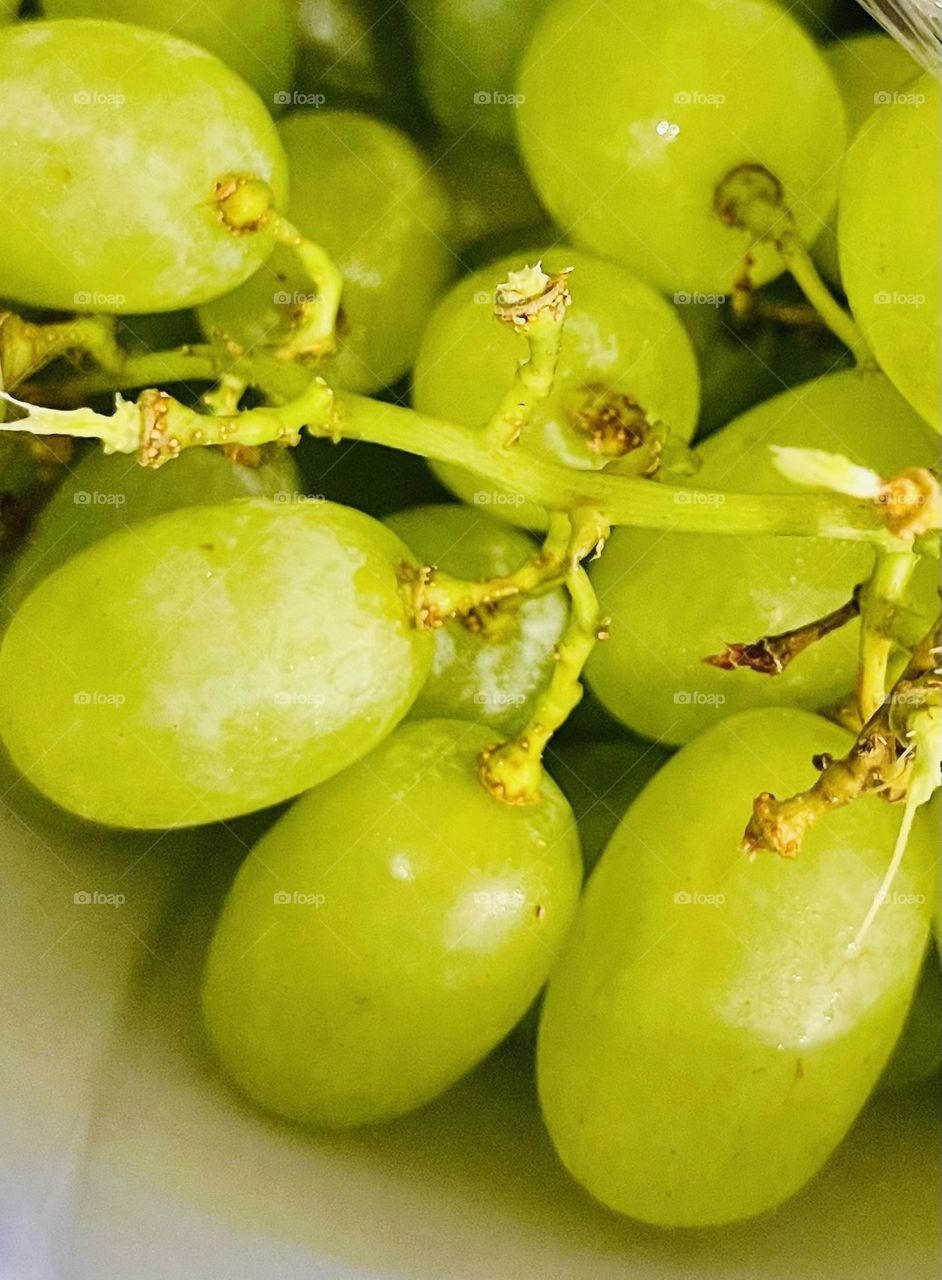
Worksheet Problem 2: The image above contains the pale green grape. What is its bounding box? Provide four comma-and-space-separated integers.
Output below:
385, 504, 568, 734
0, 499, 432, 827
41, 0, 297, 103
0, 21, 287, 312
879, 948, 942, 1092
292, 0, 384, 100
517, 0, 846, 294
414, 246, 700, 529
587, 370, 939, 744
410, 0, 550, 144
547, 738, 669, 875
840, 73, 941, 430
812, 34, 921, 285
203, 718, 582, 1127
2, 445, 300, 616
199, 111, 453, 393
538, 708, 937, 1226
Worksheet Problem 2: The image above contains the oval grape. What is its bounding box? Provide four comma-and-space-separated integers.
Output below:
587, 369, 939, 744
538, 707, 937, 1226
517, 0, 846, 294
839, 73, 941, 430
203, 718, 582, 1126
0, 498, 432, 827
385, 503, 569, 734
0, 20, 287, 312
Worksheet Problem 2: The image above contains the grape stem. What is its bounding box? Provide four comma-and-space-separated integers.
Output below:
704, 588, 862, 675
741, 616, 941, 858
6, 346, 923, 546
406, 513, 571, 629
714, 164, 871, 365
0, 312, 123, 400
268, 212, 344, 361
856, 550, 919, 722
484, 264, 571, 451
479, 509, 610, 804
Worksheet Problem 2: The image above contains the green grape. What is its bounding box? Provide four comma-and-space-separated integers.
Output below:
2, 445, 300, 616
547, 738, 669, 875
413, 246, 700, 529
385, 504, 569, 734
839, 73, 941, 430
879, 947, 942, 1092
41, 0, 297, 103
203, 718, 582, 1127
199, 111, 453, 393
1, 1, 15, 20
434, 139, 547, 255
812, 34, 921, 285
517, 0, 846, 294
410, 0, 550, 144
0, 21, 286, 313
291, 0, 384, 101
538, 708, 937, 1227
587, 370, 939, 745
0, 498, 432, 828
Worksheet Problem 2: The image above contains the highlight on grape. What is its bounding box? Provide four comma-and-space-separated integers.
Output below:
0, 0, 938, 1272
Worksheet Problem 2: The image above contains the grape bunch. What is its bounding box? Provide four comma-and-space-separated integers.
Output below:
0, 0, 939, 1243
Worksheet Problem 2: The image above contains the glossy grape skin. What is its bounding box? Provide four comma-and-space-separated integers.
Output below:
292, 0, 384, 100
0, 21, 287, 313
547, 738, 669, 875
839, 73, 941, 430
1, 445, 300, 617
202, 718, 582, 1127
811, 34, 920, 286
538, 708, 937, 1227
199, 111, 453, 393
414, 247, 700, 529
41, 0, 297, 103
587, 370, 939, 745
0, 499, 432, 828
879, 948, 942, 1093
410, 0, 550, 144
517, 0, 846, 294
386, 504, 568, 734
